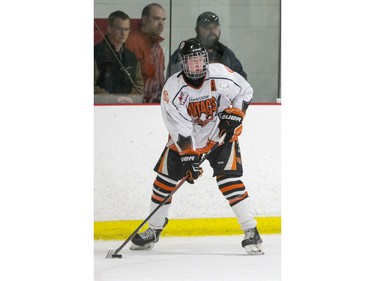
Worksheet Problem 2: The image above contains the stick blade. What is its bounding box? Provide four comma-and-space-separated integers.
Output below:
105, 250, 122, 259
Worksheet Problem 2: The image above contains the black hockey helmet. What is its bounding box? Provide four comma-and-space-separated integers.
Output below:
177, 38, 209, 79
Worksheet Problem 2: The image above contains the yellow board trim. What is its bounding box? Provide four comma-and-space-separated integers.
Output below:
94, 217, 281, 240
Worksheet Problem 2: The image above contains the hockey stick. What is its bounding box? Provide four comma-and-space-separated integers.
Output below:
105, 136, 225, 258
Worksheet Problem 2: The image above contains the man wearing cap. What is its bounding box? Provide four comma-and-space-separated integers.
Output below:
167, 11, 247, 80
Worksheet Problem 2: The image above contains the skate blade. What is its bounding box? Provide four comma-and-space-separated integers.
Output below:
244, 244, 265, 255
129, 243, 155, 251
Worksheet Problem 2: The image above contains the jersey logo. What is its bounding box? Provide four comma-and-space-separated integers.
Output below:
163, 90, 169, 103
219, 82, 229, 89
188, 97, 218, 127
178, 90, 189, 105
194, 113, 214, 127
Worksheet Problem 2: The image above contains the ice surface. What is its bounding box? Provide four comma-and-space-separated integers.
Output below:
95, 234, 281, 281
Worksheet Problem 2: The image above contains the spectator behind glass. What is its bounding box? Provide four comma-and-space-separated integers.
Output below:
125, 3, 166, 103
94, 10, 144, 104
167, 11, 247, 80
94, 60, 135, 104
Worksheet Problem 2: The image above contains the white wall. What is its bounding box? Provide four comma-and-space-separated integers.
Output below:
94, 105, 280, 221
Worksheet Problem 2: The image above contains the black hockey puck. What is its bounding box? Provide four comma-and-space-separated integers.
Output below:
112, 254, 122, 258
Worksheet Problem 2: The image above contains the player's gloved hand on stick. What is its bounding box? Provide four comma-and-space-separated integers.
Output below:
181, 150, 202, 184
218, 108, 245, 143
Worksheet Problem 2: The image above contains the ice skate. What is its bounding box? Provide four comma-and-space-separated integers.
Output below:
129, 218, 168, 250
241, 227, 264, 255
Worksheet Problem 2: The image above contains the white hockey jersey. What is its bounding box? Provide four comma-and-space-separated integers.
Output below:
160, 63, 253, 154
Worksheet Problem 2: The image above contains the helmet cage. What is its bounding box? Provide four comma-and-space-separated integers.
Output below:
179, 50, 209, 79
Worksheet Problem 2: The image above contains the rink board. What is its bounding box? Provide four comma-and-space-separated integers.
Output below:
94, 216, 281, 240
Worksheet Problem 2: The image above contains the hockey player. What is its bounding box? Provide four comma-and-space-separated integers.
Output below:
130, 38, 264, 255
